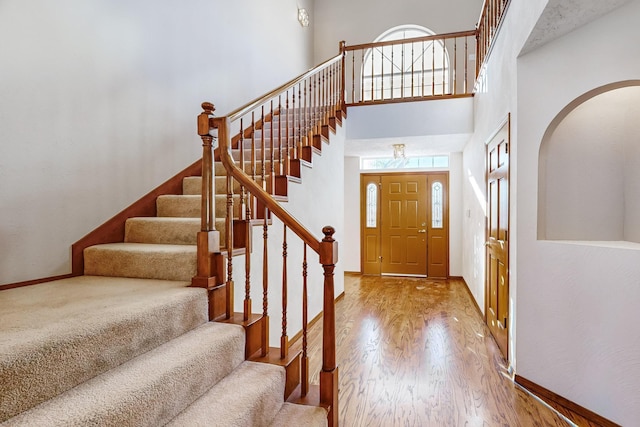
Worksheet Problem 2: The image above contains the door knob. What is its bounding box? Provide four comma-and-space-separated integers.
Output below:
418, 229, 426, 233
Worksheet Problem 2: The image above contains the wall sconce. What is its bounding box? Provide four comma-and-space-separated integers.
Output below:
393, 144, 405, 159
298, 8, 310, 27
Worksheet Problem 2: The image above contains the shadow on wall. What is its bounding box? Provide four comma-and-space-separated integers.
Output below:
538, 80, 640, 243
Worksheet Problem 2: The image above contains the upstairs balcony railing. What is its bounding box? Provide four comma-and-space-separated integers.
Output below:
342, 30, 477, 106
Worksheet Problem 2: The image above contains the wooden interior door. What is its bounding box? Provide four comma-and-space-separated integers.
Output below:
380, 174, 428, 276
486, 117, 510, 360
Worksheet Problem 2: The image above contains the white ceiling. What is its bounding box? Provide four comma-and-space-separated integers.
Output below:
521, 0, 633, 54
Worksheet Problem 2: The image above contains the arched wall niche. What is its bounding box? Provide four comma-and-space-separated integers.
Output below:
538, 80, 640, 243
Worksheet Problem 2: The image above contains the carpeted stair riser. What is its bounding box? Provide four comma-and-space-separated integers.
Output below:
125, 217, 200, 245
156, 194, 241, 219
2, 322, 245, 427
0, 276, 207, 422
84, 243, 196, 281
269, 403, 328, 427
166, 361, 285, 427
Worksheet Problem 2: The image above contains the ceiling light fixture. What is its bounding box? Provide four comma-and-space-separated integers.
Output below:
393, 143, 405, 159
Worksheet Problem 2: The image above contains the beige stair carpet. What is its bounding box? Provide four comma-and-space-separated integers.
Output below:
166, 361, 286, 427
2, 322, 245, 427
0, 276, 207, 422
84, 243, 196, 281
269, 403, 328, 427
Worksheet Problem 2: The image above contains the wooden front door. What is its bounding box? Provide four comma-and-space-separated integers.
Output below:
361, 172, 449, 277
486, 117, 510, 360
380, 174, 428, 276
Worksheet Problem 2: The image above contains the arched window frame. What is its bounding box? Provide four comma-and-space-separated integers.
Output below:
362, 25, 450, 101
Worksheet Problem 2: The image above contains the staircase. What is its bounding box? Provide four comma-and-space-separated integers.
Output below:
1, 51, 344, 426
0, 171, 327, 426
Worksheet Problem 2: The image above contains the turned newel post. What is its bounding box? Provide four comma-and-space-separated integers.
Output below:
192, 102, 221, 290
319, 225, 339, 427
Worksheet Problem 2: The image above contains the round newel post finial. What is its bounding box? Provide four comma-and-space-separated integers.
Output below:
322, 226, 335, 242
201, 102, 215, 115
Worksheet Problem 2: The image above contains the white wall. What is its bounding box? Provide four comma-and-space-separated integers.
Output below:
313, 0, 484, 63
516, 1, 640, 424
343, 156, 361, 272
233, 123, 346, 346
0, 0, 314, 284
346, 98, 474, 140
461, 0, 547, 342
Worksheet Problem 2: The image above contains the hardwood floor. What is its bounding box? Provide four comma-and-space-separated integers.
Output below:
292, 274, 575, 426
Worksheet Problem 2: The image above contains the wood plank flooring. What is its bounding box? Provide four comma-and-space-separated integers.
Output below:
291, 274, 575, 426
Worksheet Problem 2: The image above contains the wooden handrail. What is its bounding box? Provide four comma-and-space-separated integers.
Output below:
228, 54, 343, 122
343, 29, 477, 51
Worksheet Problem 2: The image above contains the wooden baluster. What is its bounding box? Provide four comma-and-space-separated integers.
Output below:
251, 112, 256, 183
442, 38, 446, 95
421, 41, 425, 97
390, 46, 394, 99
278, 95, 283, 175
295, 82, 304, 159
244, 186, 252, 321
411, 41, 415, 98
370, 45, 374, 101
303, 78, 308, 146
340, 41, 346, 110
261, 209, 269, 357
285, 91, 290, 176
432, 39, 435, 96
454, 38, 458, 95
381, 45, 385, 99
319, 226, 338, 427
239, 117, 251, 322
465, 35, 469, 94
280, 225, 288, 359
292, 86, 297, 161
351, 51, 355, 103
360, 49, 364, 102
269, 100, 275, 194
301, 243, 309, 396
225, 154, 235, 320
401, 42, 405, 98
261, 105, 267, 193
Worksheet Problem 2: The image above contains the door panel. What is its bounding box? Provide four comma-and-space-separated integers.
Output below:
381, 175, 428, 276
361, 176, 381, 275
427, 174, 448, 278
486, 117, 510, 360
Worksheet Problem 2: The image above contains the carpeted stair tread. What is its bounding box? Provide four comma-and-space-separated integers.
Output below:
125, 217, 200, 245
2, 322, 245, 427
269, 403, 328, 427
0, 276, 207, 422
166, 361, 285, 427
84, 243, 196, 281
